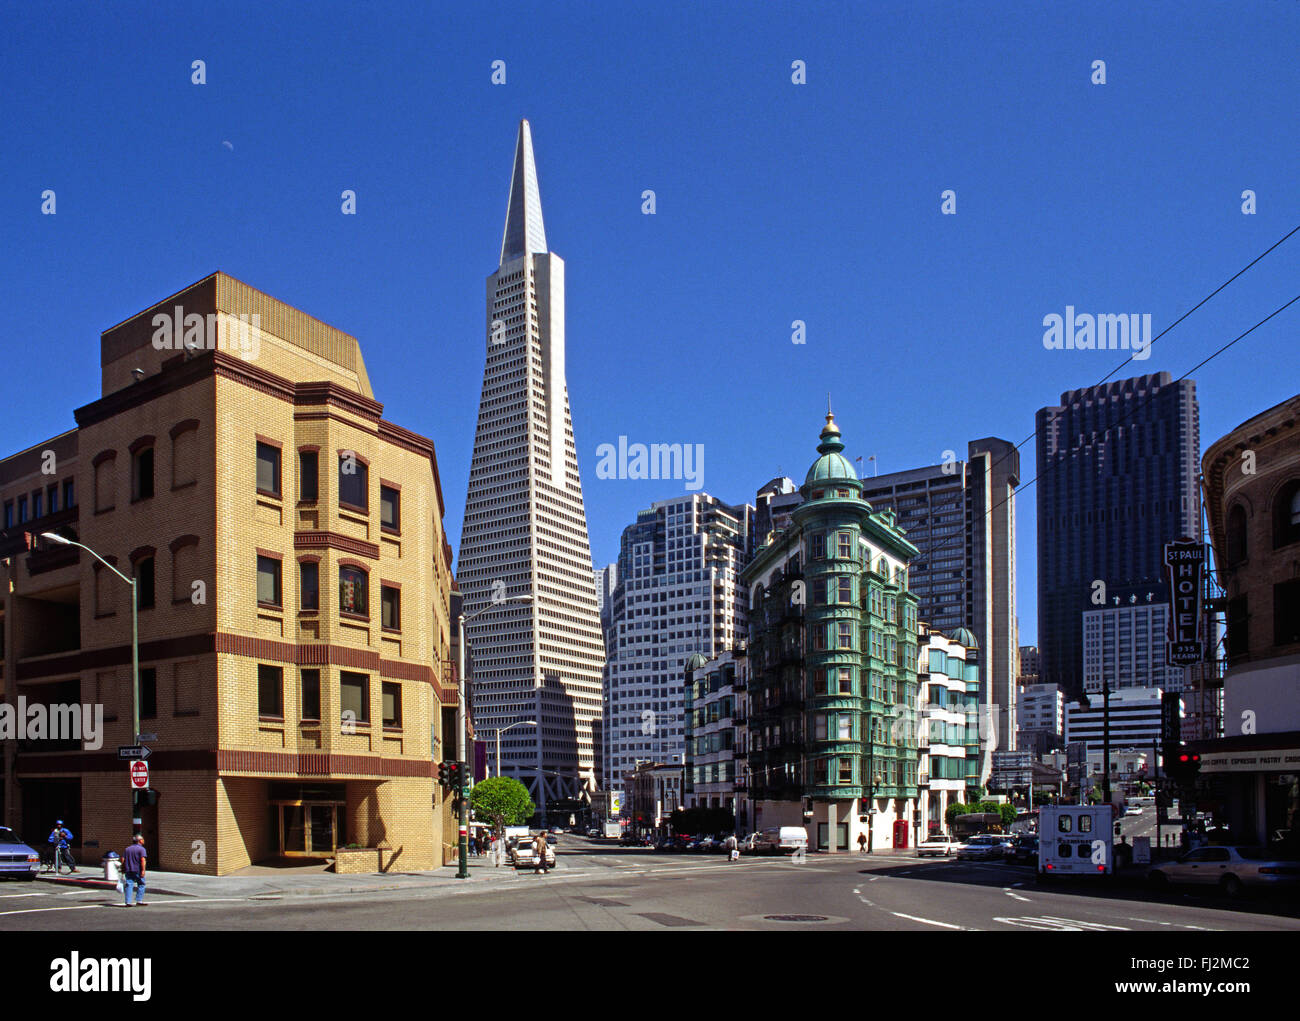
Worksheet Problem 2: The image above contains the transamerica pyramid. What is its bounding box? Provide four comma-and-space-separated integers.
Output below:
460, 120, 606, 819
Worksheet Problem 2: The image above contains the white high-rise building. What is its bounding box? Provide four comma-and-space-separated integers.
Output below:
603, 494, 753, 785
460, 120, 605, 817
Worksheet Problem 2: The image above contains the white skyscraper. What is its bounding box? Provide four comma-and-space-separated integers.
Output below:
602, 494, 753, 785
460, 120, 605, 816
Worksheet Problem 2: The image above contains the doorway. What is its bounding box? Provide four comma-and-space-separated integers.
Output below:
271, 801, 344, 858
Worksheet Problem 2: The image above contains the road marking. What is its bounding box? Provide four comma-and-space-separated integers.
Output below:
995, 915, 1130, 931
0, 892, 48, 899
890, 911, 965, 929
1003, 888, 1032, 902
0, 903, 105, 917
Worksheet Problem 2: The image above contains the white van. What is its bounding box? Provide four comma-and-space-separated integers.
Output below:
1037, 805, 1113, 877
760, 826, 808, 855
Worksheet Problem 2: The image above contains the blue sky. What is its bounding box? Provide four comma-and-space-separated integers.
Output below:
3, 1, 1299, 645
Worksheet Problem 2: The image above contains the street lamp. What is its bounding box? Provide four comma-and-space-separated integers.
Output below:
457, 592, 532, 879
42, 532, 140, 836
494, 719, 538, 778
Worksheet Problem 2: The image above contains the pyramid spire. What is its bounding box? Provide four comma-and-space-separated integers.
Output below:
499, 119, 548, 264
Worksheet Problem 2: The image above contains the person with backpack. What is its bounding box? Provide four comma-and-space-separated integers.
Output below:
47, 821, 77, 873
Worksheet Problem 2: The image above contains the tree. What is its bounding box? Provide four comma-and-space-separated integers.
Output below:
469, 777, 534, 835
945, 802, 972, 826
997, 803, 1018, 828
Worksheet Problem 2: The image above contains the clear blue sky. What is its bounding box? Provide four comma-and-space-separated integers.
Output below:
3, 1, 1298, 645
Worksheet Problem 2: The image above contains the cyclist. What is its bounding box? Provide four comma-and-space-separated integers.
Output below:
47, 820, 77, 873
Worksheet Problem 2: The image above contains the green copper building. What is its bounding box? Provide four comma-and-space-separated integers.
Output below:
742, 412, 921, 851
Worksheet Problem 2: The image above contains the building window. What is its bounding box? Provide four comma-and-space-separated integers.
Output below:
258, 664, 284, 719
17, 495, 27, 523
838, 759, 853, 784
140, 667, 157, 719
381, 585, 400, 630
94, 563, 117, 616
131, 445, 155, 501
838, 666, 853, 694
256, 442, 281, 497
171, 421, 198, 488
135, 556, 155, 610
300, 669, 321, 721
31, 490, 42, 519
62, 478, 75, 509
46, 484, 58, 513
1274, 480, 1300, 549
814, 714, 828, 740
1275, 581, 1300, 647
257, 555, 282, 608
300, 561, 319, 611
2, 501, 12, 528
380, 485, 400, 532
382, 681, 402, 727
1225, 503, 1248, 568
338, 454, 368, 511
340, 671, 370, 725
837, 532, 853, 559
810, 532, 826, 559
837, 621, 854, 649
340, 566, 368, 617
1226, 596, 1249, 660
811, 625, 827, 651
171, 536, 199, 603
298, 450, 318, 502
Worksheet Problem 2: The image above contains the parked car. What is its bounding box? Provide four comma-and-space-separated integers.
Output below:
0, 827, 40, 880
510, 835, 557, 870
917, 834, 955, 857
1148, 846, 1300, 896
1007, 834, 1039, 866
957, 834, 1009, 861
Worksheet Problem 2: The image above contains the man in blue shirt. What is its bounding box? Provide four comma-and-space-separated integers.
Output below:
47, 821, 76, 873
121, 835, 147, 906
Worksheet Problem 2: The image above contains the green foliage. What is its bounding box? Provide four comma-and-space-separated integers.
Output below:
998, 803, 1018, 827
945, 802, 972, 825
469, 777, 535, 833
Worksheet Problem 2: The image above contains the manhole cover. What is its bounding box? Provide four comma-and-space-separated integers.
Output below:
765, 914, 828, 922
739, 912, 850, 925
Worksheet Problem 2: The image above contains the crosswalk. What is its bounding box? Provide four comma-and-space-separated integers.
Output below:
993, 915, 1130, 931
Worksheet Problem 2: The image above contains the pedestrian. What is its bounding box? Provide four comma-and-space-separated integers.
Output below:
47, 820, 77, 873
725, 833, 739, 861
470, 834, 479, 857
121, 834, 147, 907
857, 832, 867, 855
533, 831, 548, 874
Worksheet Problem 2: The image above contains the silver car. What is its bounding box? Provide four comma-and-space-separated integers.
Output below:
1149, 845, 1300, 896
957, 834, 1009, 861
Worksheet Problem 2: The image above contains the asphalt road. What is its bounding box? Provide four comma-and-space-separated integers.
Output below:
5, 835, 1299, 931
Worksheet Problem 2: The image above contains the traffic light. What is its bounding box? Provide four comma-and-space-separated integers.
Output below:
446, 761, 464, 788
1167, 746, 1201, 783
437, 761, 450, 787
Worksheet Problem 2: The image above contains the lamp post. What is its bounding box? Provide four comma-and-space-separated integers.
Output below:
42, 533, 139, 836
457, 592, 532, 879
494, 719, 538, 778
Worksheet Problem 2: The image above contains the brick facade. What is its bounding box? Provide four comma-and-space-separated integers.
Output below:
0, 272, 455, 874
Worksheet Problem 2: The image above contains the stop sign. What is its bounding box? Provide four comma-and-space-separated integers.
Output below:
129, 760, 149, 789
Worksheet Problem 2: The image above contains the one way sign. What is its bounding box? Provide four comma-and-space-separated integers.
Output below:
118, 745, 152, 761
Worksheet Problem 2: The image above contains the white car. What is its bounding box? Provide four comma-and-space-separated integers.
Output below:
917, 835, 955, 857
1149, 845, 1300, 896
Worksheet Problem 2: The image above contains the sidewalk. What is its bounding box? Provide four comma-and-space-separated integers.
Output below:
36, 853, 520, 899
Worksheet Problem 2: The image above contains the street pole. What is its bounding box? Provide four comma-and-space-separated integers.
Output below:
1102, 679, 1112, 806
457, 612, 469, 879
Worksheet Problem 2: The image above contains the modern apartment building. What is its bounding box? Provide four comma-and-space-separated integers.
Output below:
683, 648, 748, 829
917, 624, 979, 838
1081, 582, 1188, 694
0, 272, 456, 874
744, 412, 921, 852
754, 476, 801, 548
602, 494, 752, 783
1036, 373, 1200, 700
1018, 682, 1065, 753
861, 437, 1020, 767
459, 120, 606, 818
1018, 645, 1039, 685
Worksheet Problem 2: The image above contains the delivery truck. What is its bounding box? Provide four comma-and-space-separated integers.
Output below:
1037, 804, 1114, 879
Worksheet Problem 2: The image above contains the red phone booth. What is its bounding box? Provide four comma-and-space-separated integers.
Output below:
893, 820, 908, 848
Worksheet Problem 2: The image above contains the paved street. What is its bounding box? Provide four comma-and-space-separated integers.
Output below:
5, 835, 1300, 931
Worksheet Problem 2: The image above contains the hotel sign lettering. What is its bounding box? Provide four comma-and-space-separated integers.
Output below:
1164, 538, 1205, 667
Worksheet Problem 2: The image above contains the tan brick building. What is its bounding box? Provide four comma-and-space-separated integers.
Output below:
0, 272, 458, 874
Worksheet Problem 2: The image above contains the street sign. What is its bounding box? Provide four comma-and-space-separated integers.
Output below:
136, 732, 158, 743
118, 745, 152, 761
129, 760, 149, 789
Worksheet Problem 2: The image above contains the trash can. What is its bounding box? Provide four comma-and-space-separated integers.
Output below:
102, 851, 121, 883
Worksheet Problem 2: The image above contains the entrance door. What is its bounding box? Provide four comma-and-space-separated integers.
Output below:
274, 801, 341, 857
139, 800, 162, 870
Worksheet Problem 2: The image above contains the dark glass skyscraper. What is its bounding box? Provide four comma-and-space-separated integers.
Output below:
1036, 372, 1200, 700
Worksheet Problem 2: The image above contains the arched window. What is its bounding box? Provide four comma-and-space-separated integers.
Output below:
1226, 504, 1248, 568
1273, 479, 1300, 549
